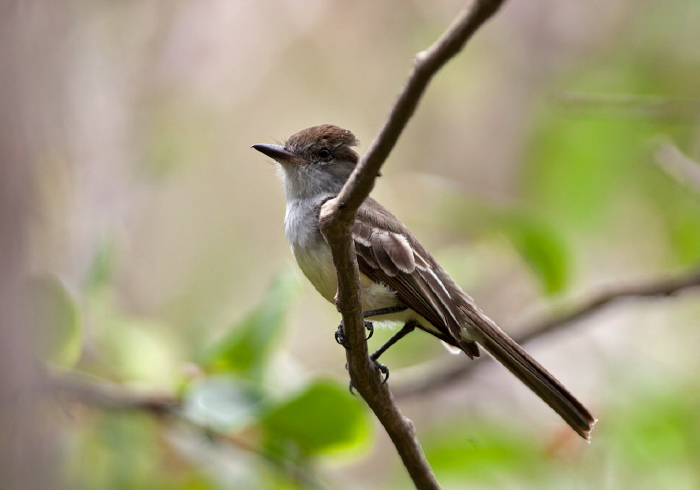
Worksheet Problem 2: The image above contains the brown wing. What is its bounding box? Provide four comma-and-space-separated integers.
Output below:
353, 198, 480, 357
354, 204, 593, 437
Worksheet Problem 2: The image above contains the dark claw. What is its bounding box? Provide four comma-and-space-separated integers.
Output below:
336, 321, 373, 345
364, 321, 374, 340
347, 360, 389, 395
335, 323, 348, 349
374, 360, 390, 384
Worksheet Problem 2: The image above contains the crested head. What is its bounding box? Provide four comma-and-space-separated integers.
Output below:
254, 124, 361, 202
284, 124, 360, 165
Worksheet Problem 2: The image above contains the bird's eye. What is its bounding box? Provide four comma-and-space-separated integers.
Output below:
317, 148, 331, 159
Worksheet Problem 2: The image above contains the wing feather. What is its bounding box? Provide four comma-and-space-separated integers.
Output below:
370, 232, 397, 276
352, 198, 478, 356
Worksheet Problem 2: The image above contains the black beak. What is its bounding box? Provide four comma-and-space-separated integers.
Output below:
252, 144, 299, 164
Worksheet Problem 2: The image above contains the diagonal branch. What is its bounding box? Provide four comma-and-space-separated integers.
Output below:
337, 0, 507, 214
318, 1, 508, 488
393, 268, 700, 399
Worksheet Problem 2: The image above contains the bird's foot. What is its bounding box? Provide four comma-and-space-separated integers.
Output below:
348, 357, 390, 395
364, 320, 374, 340
335, 322, 348, 349
335, 321, 374, 348
373, 358, 390, 383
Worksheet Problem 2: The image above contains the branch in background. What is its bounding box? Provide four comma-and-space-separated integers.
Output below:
51, 370, 178, 414
319, 1, 507, 487
654, 138, 700, 193
393, 268, 700, 399
557, 92, 700, 123
49, 370, 329, 489
48, 269, 700, 451
50, 372, 256, 454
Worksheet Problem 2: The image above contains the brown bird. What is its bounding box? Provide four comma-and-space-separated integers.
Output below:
253, 124, 596, 440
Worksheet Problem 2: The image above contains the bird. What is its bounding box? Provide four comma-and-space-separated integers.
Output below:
253, 124, 596, 440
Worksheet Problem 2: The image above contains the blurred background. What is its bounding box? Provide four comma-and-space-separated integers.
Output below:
2, 0, 700, 488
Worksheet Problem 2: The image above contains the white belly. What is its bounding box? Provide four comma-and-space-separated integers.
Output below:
292, 241, 400, 313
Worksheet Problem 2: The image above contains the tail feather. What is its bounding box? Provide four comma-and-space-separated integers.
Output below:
467, 314, 596, 440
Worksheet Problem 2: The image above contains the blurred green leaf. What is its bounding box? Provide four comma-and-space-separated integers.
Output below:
67, 413, 173, 490
182, 375, 262, 432
652, 176, 700, 266
424, 422, 546, 484
600, 384, 700, 490
612, 388, 700, 470
261, 380, 370, 456
436, 194, 571, 294
669, 209, 700, 265
496, 213, 570, 294
203, 273, 297, 379
28, 275, 83, 367
524, 114, 644, 229
85, 236, 117, 294
104, 316, 183, 385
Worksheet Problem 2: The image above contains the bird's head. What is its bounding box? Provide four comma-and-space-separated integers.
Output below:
253, 124, 361, 201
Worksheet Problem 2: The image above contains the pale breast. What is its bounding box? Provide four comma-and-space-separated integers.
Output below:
292, 241, 338, 303
286, 197, 403, 314
292, 239, 402, 312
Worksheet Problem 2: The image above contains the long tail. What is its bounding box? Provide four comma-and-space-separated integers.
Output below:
465, 312, 596, 440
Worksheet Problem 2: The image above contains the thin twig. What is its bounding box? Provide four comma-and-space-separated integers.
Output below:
557, 92, 700, 123
48, 370, 331, 489
50, 370, 180, 414
393, 269, 700, 399
654, 138, 700, 192
318, 1, 508, 488
338, 0, 507, 214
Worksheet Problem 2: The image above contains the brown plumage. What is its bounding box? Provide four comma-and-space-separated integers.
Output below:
353, 200, 479, 356
253, 124, 596, 440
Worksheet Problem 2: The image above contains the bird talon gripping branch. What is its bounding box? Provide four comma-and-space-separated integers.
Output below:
335, 323, 348, 349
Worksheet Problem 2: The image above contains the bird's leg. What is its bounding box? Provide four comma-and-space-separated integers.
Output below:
361, 305, 408, 340
362, 321, 417, 385
370, 321, 417, 362
335, 304, 408, 347
363, 305, 409, 317
337, 307, 413, 387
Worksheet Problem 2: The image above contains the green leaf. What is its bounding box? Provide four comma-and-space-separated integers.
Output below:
203, 273, 297, 379
601, 384, 700, 489
524, 115, 643, 229
28, 275, 83, 367
103, 316, 182, 385
435, 193, 571, 295
612, 389, 700, 469
182, 375, 263, 432
668, 207, 700, 265
423, 422, 546, 484
85, 236, 117, 294
496, 213, 570, 295
261, 380, 370, 456
67, 413, 164, 489
651, 174, 700, 266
